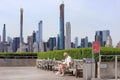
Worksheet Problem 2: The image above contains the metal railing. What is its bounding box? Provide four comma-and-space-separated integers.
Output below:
99, 55, 120, 80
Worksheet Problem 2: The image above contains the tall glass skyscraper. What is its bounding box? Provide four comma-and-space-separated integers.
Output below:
102, 30, 110, 46
38, 20, 43, 44
95, 30, 110, 46
36, 31, 39, 44
95, 31, 103, 46
48, 37, 56, 51
59, 3, 64, 49
75, 37, 78, 48
13, 37, 20, 52
32, 31, 36, 43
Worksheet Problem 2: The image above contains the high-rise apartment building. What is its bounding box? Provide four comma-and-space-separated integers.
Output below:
105, 36, 112, 47
3, 24, 6, 43
102, 30, 110, 46
27, 36, 33, 52
95, 31, 102, 46
7, 36, 12, 44
84, 36, 88, 47
13, 37, 20, 52
57, 34, 60, 49
47, 37, 56, 51
65, 22, 71, 49
95, 30, 110, 46
38, 21, 43, 44
75, 37, 78, 48
32, 31, 36, 43
36, 31, 39, 44
19, 8, 24, 52
2, 24, 7, 52
81, 36, 88, 48
59, 3, 65, 49
20, 8, 24, 44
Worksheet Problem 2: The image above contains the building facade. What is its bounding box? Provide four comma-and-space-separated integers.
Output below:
20, 8, 24, 44
57, 34, 60, 49
3, 24, 6, 43
27, 36, 33, 52
95, 30, 110, 46
32, 31, 36, 43
2, 24, 7, 52
81, 36, 88, 48
65, 22, 71, 49
59, 3, 65, 49
38, 20, 43, 45
75, 37, 78, 48
102, 30, 110, 46
47, 37, 56, 51
13, 37, 20, 52
36, 31, 39, 44
105, 36, 112, 47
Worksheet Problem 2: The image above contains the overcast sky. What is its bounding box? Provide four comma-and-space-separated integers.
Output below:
0, 0, 119, 46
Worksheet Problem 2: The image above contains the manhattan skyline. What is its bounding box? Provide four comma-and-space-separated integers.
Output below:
0, 0, 119, 46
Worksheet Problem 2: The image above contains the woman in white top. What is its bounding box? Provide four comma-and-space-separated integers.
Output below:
56, 52, 72, 76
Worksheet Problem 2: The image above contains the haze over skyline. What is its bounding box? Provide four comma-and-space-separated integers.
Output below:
0, 0, 119, 46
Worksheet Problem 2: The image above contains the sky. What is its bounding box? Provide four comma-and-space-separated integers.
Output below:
0, 0, 119, 46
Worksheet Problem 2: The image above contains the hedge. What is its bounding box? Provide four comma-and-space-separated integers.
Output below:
38, 47, 120, 61
0, 47, 120, 61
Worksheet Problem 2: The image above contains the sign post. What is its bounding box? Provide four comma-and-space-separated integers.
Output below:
92, 41, 100, 79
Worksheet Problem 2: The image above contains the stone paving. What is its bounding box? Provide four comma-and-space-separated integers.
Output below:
0, 67, 83, 80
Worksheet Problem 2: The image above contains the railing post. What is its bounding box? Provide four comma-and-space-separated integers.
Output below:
98, 55, 101, 79
115, 56, 118, 80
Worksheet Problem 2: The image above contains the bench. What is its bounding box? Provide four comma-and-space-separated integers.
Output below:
65, 59, 83, 77
52, 59, 83, 77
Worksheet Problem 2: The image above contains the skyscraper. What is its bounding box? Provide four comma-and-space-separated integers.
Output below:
95, 31, 103, 46
20, 8, 23, 44
84, 36, 88, 47
2, 24, 7, 52
7, 36, 12, 44
36, 31, 39, 44
65, 22, 71, 49
81, 36, 88, 48
105, 36, 112, 47
95, 30, 110, 46
75, 37, 78, 48
38, 20, 43, 44
3, 24, 6, 43
32, 31, 36, 43
13, 37, 20, 52
27, 36, 33, 52
102, 30, 110, 46
57, 34, 60, 49
59, 3, 64, 49
47, 37, 56, 51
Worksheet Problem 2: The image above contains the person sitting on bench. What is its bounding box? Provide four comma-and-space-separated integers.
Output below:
56, 52, 72, 76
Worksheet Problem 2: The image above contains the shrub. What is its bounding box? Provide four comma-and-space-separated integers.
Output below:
37, 47, 120, 61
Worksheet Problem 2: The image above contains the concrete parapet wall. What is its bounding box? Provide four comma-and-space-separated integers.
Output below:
0, 59, 36, 67
99, 62, 120, 79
